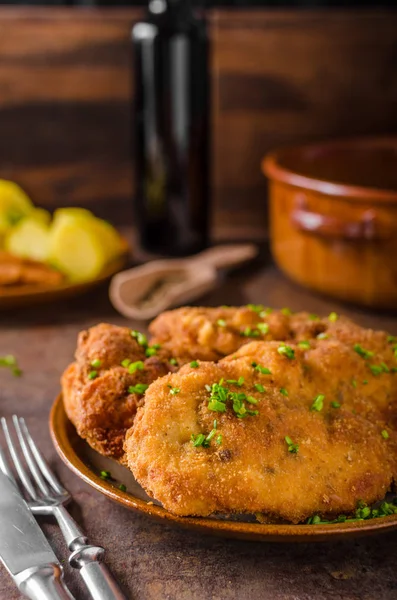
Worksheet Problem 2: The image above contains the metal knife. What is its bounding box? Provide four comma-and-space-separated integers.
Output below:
0, 470, 75, 600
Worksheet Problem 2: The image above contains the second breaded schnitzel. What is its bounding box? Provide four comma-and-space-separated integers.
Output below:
62, 323, 175, 463
149, 305, 389, 363
125, 338, 397, 522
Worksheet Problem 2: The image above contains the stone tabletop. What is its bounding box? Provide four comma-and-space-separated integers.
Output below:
1, 257, 397, 600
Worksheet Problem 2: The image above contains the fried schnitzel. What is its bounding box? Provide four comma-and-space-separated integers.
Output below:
125, 336, 397, 522
149, 306, 385, 362
62, 323, 174, 462
0, 251, 64, 287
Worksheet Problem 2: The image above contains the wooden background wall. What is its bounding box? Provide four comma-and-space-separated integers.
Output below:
0, 8, 396, 241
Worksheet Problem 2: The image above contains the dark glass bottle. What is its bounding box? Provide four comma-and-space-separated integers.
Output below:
132, 0, 210, 256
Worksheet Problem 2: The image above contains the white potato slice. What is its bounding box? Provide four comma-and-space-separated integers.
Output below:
48, 220, 108, 282
5, 218, 50, 262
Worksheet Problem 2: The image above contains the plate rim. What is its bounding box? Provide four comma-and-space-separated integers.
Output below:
50, 394, 397, 543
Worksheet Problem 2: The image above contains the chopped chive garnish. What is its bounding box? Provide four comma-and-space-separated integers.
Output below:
128, 383, 149, 394
241, 327, 260, 338
252, 362, 272, 375
191, 433, 207, 447
90, 358, 102, 368
119, 483, 127, 492
247, 304, 264, 313
381, 430, 389, 439
88, 370, 98, 380
307, 515, 322, 525
356, 506, 371, 519
352, 379, 357, 388
207, 380, 259, 418
247, 396, 258, 405
217, 319, 226, 327
145, 347, 157, 357
0, 354, 16, 366
369, 364, 384, 376
190, 360, 199, 368
216, 435, 223, 445
331, 401, 341, 408
281, 308, 292, 316
260, 307, 273, 317
100, 470, 111, 480
208, 399, 227, 412
169, 387, 180, 395
363, 380, 368, 385
226, 378, 244, 386
130, 330, 148, 347
206, 428, 217, 442
128, 360, 144, 374
254, 383, 265, 393
387, 335, 397, 344
298, 341, 311, 350
308, 499, 397, 525
257, 323, 269, 335
277, 344, 295, 359
309, 313, 319, 320
354, 344, 374, 360
121, 358, 131, 368
328, 312, 338, 322
280, 388, 288, 397
380, 362, 390, 373
0, 355, 22, 377
169, 358, 178, 366
285, 436, 299, 453
311, 394, 324, 411
317, 333, 329, 340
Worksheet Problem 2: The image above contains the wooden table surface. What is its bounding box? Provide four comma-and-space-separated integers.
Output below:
1, 254, 397, 600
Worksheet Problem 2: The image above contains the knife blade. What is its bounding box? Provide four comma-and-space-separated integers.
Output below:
0, 470, 74, 600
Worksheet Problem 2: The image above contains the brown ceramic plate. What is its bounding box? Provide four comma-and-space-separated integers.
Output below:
50, 394, 397, 543
0, 239, 129, 309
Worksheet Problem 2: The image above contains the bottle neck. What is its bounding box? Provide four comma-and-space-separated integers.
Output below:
147, 0, 195, 26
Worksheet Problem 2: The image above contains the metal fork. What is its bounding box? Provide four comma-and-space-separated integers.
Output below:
1, 416, 127, 600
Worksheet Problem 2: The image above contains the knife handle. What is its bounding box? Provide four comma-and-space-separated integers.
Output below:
15, 563, 75, 600
70, 545, 127, 600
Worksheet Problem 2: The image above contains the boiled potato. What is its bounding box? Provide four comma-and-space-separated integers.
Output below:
48, 220, 109, 282
53, 207, 94, 225
5, 218, 50, 262
0, 179, 33, 233
85, 218, 123, 262
30, 207, 51, 225
52, 208, 123, 266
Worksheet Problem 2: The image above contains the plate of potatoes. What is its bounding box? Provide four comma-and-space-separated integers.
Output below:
0, 179, 129, 308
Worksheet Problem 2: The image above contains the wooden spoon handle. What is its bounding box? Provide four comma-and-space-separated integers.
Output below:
189, 244, 258, 270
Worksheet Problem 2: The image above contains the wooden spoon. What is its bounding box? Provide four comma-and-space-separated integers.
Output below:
109, 244, 258, 320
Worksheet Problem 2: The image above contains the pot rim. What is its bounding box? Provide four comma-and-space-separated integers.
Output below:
262, 136, 397, 203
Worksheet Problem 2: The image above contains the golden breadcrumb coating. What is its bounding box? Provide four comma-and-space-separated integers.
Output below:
125, 336, 397, 523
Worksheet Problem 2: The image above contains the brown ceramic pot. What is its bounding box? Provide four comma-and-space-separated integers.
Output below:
262, 136, 397, 309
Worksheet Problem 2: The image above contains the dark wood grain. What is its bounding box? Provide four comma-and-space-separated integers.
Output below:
211, 10, 397, 237
0, 8, 396, 240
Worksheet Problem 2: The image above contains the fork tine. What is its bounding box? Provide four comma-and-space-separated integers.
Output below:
19, 416, 66, 495
1, 417, 37, 501
12, 415, 51, 497
0, 447, 17, 485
